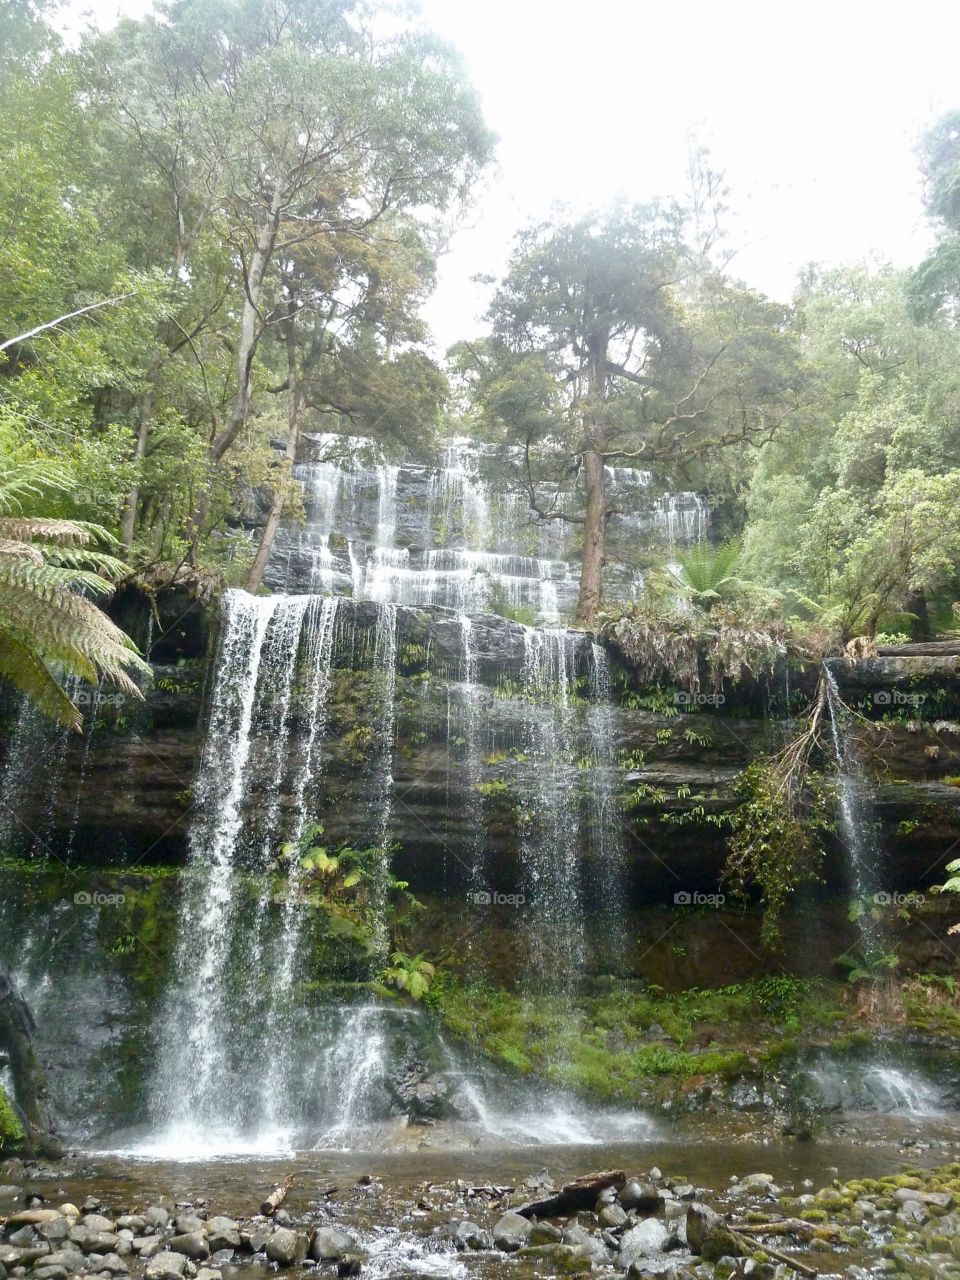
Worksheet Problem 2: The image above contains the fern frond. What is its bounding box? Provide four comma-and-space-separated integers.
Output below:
0, 628, 82, 731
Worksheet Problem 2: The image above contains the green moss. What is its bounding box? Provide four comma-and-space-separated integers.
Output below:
0, 1086, 24, 1154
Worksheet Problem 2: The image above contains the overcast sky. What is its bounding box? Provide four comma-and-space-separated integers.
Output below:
60, 0, 960, 350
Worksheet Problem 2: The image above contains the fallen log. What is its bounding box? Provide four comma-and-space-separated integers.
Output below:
260, 1175, 294, 1216
730, 1227, 818, 1278
735, 1218, 837, 1242
515, 1170, 625, 1219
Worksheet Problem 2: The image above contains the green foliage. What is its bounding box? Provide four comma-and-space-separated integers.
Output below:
382, 951, 435, 1001
834, 946, 900, 985
0, 1086, 25, 1153
0, 427, 149, 727
724, 761, 833, 946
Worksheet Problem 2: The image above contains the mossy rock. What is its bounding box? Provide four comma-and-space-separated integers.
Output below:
0, 1087, 24, 1155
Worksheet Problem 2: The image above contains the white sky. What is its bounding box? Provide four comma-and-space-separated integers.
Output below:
59, 0, 960, 350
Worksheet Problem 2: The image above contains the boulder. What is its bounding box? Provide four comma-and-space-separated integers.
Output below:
619, 1219, 672, 1267
168, 1232, 210, 1261
599, 1203, 628, 1229
91, 1252, 129, 1274
264, 1227, 308, 1266
620, 1180, 663, 1213
493, 1212, 533, 1252
336, 1251, 366, 1276
240, 1223, 274, 1253
684, 1204, 725, 1256
81, 1215, 117, 1234
203, 1219, 240, 1252
529, 1223, 563, 1245
145, 1250, 188, 1280
116, 1217, 147, 1233
309, 1227, 356, 1262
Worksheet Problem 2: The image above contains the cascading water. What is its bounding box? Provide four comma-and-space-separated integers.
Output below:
823, 667, 886, 955
135, 437, 677, 1155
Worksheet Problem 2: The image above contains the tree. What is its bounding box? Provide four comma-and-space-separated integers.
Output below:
245, 215, 447, 589
466, 206, 806, 626
909, 111, 960, 317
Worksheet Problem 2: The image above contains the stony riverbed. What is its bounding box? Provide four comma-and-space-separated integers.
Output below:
4, 1138, 960, 1280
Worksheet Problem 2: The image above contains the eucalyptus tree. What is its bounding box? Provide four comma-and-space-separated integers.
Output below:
87, 0, 492, 558
463, 206, 806, 626
245, 214, 447, 590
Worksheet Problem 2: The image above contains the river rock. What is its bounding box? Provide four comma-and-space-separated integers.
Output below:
895, 1188, 955, 1210
684, 1203, 723, 1255
133, 1237, 162, 1258
174, 1215, 204, 1235
58, 1206, 79, 1219
241, 1224, 274, 1253
620, 1180, 663, 1213
599, 1202, 629, 1229
31, 1266, 68, 1280
0, 1186, 20, 1199
196, 1271, 222, 1280
740, 1174, 775, 1191
493, 1212, 533, 1251
82, 1215, 117, 1233
310, 1228, 357, 1261
0, 1247, 21, 1266
562, 1223, 609, 1261
529, 1223, 563, 1245
37, 1217, 71, 1243
619, 1219, 672, 1266
116, 1216, 147, 1233
144, 1208, 170, 1230
145, 1251, 188, 1280
203, 1219, 240, 1252
90, 1252, 129, 1274
264, 1227, 308, 1266
7, 1226, 36, 1247
169, 1232, 210, 1260
336, 1251, 366, 1276
5, 1211, 62, 1228
41, 1248, 85, 1270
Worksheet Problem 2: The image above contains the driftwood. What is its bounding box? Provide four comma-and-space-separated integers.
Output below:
260, 1176, 294, 1216
515, 1170, 625, 1219
729, 1226, 818, 1278
735, 1218, 836, 1241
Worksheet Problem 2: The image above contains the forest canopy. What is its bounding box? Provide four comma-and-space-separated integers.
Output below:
3, 0, 960, 722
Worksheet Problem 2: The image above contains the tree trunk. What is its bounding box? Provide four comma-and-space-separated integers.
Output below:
184, 196, 282, 564
0, 969, 62, 1156
574, 447, 606, 628
246, 314, 304, 593
120, 375, 157, 550
210, 194, 283, 464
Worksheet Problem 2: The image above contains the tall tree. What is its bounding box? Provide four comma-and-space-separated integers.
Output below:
467, 207, 806, 626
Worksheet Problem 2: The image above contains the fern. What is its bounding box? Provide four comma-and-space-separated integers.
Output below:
0, 442, 147, 729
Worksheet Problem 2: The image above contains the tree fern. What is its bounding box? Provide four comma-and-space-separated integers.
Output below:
0, 443, 148, 729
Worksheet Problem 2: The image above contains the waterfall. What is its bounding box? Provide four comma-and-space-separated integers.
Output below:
519, 627, 586, 977
146, 592, 354, 1154
131, 435, 676, 1155
823, 666, 886, 957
